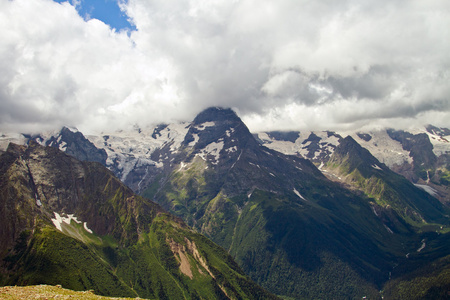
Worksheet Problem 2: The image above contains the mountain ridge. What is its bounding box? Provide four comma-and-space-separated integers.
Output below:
0, 141, 278, 299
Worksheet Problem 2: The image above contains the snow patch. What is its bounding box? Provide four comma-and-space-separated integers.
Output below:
225, 146, 237, 153
58, 141, 67, 151
63, 214, 82, 225
197, 140, 224, 164
371, 164, 382, 170
256, 131, 341, 163
414, 184, 438, 196
230, 151, 243, 169
195, 122, 216, 130
417, 239, 426, 252
188, 134, 199, 147
371, 206, 379, 217
225, 127, 235, 137
84, 222, 93, 234
293, 188, 307, 201
384, 225, 394, 234
51, 212, 90, 234
178, 162, 187, 171
249, 162, 261, 168
35, 193, 42, 207
51, 212, 63, 231
263, 150, 273, 155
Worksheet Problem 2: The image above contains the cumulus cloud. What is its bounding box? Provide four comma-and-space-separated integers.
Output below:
1, 0, 449, 133
0, 0, 182, 133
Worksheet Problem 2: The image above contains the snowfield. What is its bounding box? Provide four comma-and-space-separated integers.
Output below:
87, 122, 189, 182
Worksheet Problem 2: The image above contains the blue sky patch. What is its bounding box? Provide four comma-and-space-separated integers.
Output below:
53, 0, 136, 32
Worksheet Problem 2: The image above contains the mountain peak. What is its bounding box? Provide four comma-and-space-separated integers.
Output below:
6, 142, 27, 156
192, 107, 240, 124
183, 107, 254, 151
329, 135, 386, 176
61, 126, 79, 133
335, 135, 371, 158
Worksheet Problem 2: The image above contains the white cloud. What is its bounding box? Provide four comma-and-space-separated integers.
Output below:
1, 0, 449, 134
0, 0, 182, 133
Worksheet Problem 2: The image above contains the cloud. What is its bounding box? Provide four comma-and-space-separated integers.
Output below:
1, 0, 449, 134
0, 0, 182, 133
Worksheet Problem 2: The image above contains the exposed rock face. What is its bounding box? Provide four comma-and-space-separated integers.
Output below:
265, 131, 300, 143
426, 124, 450, 138
0, 140, 157, 253
24, 127, 108, 165
386, 129, 437, 182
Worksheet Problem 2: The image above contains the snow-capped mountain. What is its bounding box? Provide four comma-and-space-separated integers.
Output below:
1, 126, 107, 165
255, 126, 450, 169
2, 111, 449, 203
87, 123, 189, 192
2, 107, 450, 299
255, 125, 450, 204
1, 123, 189, 193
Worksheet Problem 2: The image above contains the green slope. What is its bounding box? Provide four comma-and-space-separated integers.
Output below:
0, 142, 277, 300
326, 136, 450, 230
383, 253, 450, 299
149, 153, 405, 298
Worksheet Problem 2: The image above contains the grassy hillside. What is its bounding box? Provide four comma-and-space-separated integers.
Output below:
148, 146, 408, 299
326, 136, 450, 230
0, 142, 277, 299
0, 285, 141, 300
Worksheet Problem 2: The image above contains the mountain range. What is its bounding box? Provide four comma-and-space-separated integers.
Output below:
1, 107, 450, 299
0, 140, 276, 299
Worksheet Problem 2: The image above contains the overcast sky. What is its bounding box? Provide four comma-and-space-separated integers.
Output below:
1, 0, 449, 134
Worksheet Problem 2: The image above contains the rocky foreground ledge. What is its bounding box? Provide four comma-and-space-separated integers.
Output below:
0, 285, 146, 300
